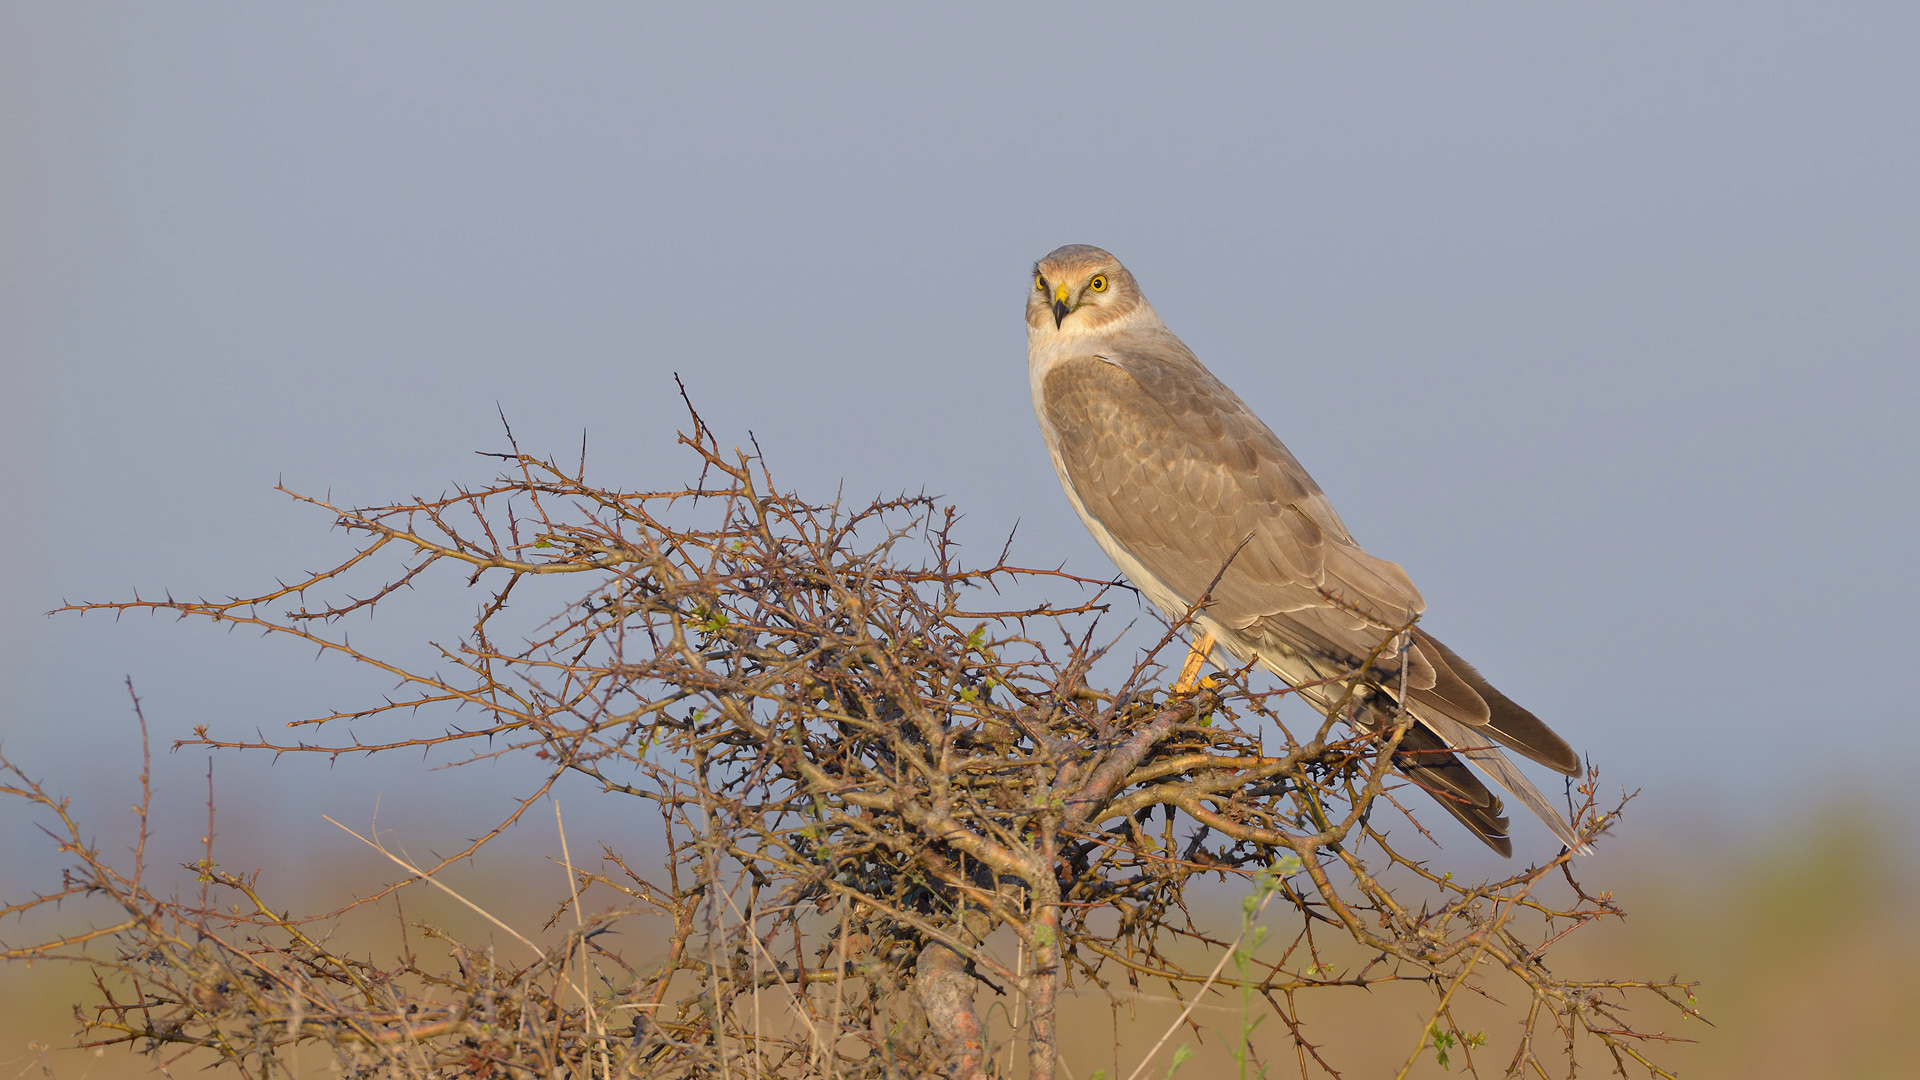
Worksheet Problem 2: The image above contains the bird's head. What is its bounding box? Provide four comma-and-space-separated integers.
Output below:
1027, 245, 1146, 336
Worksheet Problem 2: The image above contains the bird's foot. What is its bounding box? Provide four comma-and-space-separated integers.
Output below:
1171, 630, 1216, 693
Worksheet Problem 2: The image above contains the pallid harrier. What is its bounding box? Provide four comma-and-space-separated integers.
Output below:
1026, 244, 1585, 856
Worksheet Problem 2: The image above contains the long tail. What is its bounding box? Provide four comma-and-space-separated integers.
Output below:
1417, 712, 1591, 855
1391, 722, 1516, 857
1245, 631, 1588, 856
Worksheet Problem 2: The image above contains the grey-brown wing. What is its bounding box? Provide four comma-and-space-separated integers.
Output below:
1041, 351, 1423, 675
1043, 349, 1586, 854
1414, 630, 1581, 776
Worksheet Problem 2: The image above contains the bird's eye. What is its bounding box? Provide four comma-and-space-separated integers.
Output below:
1035, 274, 1047, 292
1089, 275, 1108, 292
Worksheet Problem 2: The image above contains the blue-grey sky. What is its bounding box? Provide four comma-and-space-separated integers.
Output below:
4, 4, 1917, 866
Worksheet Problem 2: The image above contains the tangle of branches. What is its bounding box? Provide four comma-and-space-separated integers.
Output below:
5, 401, 1700, 1079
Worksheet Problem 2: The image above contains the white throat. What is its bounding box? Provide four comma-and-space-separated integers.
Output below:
1025, 300, 1161, 383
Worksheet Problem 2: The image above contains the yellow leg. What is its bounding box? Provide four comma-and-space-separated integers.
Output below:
1172, 630, 1216, 692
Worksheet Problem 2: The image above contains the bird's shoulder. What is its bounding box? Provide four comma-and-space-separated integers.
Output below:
1039, 333, 1427, 634
1040, 333, 1330, 519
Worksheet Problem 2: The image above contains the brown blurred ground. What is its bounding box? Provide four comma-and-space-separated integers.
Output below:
5, 803, 1914, 1080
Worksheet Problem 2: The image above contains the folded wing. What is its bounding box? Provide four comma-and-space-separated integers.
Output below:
1041, 345, 1585, 855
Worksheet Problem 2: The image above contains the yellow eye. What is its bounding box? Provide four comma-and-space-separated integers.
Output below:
1089, 275, 1107, 292
1035, 273, 1046, 292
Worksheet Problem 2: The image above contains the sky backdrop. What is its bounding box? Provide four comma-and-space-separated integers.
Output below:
4, 4, 1917, 869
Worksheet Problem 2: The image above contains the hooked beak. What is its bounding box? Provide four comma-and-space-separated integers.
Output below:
1051, 282, 1072, 328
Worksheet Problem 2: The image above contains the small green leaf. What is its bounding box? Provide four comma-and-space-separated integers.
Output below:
1429, 1023, 1458, 1070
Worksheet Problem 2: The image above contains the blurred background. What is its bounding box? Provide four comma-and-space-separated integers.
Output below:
3, 4, 1916, 1076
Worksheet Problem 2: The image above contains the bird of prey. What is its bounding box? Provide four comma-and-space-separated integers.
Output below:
1025, 244, 1585, 856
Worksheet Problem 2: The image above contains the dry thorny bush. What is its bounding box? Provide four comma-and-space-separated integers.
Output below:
5, 400, 1701, 1079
